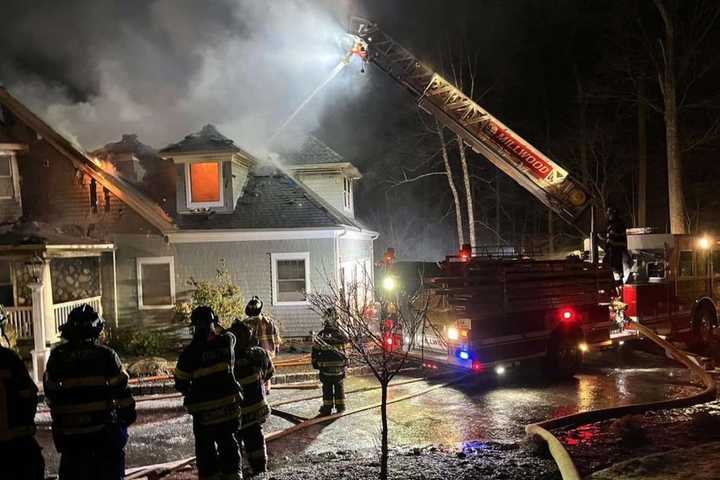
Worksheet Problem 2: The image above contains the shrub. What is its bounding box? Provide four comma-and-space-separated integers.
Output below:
176, 259, 244, 328
104, 327, 173, 357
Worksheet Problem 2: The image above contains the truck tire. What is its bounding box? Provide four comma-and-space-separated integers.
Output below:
544, 331, 582, 379
691, 302, 716, 351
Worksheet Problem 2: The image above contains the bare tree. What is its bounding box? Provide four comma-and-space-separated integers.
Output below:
653, 0, 686, 233
308, 270, 429, 480
436, 120, 465, 248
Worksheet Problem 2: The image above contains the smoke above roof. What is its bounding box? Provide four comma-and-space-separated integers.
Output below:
0, 0, 365, 154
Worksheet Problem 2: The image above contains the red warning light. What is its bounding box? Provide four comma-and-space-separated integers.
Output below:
459, 243, 472, 262
559, 308, 576, 322
471, 361, 483, 373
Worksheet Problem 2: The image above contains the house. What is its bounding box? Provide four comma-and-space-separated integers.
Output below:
0, 87, 376, 363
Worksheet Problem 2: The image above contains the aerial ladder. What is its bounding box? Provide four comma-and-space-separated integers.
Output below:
346, 18, 591, 226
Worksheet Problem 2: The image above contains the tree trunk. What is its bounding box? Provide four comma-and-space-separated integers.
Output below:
457, 134, 476, 250
638, 76, 648, 227
380, 381, 389, 480
495, 174, 501, 243
654, 0, 687, 234
437, 122, 465, 248
547, 210, 555, 255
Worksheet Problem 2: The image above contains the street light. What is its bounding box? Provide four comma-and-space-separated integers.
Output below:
698, 236, 712, 250
382, 275, 397, 292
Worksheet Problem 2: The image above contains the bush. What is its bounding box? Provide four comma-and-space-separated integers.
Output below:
176, 259, 244, 328
104, 327, 173, 357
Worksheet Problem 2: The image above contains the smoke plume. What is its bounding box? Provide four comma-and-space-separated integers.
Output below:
0, 0, 362, 153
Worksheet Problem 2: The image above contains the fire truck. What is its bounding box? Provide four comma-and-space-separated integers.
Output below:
614, 230, 719, 348
347, 19, 617, 373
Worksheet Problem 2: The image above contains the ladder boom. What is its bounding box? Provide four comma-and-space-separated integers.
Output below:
349, 18, 591, 224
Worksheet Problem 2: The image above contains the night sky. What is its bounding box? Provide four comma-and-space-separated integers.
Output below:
2, 1, 719, 260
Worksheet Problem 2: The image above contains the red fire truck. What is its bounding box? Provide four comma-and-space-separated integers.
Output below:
348, 19, 617, 374
614, 230, 719, 348
415, 248, 615, 375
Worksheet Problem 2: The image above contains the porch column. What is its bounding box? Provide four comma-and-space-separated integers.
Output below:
41, 260, 56, 343
29, 281, 49, 384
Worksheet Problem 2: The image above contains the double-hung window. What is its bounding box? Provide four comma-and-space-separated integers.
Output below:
271, 252, 310, 305
0, 153, 18, 200
137, 257, 175, 309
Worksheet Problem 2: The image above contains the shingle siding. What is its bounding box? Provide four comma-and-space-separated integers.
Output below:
112, 236, 338, 337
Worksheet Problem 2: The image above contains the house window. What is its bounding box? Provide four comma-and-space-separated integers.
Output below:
186, 161, 223, 207
136, 257, 175, 309
0, 153, 17, 200
271, 252, 310, 305
343, 177, 352, 210
679, 251, 694, 278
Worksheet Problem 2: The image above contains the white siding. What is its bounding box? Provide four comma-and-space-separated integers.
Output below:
296, 172, 354, 218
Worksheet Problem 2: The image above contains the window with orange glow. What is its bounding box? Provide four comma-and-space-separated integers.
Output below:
189, 162, 221, 204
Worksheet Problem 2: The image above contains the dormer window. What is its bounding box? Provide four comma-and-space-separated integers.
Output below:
0, 152, 18, 200
186, 160, 223, 208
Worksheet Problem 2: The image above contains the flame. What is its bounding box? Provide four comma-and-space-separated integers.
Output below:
92, 156, 119, 176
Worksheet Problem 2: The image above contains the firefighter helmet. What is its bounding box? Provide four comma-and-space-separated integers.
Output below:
245, 296, 263, 317
61, 304, 104, 340
190, 306, 218, 328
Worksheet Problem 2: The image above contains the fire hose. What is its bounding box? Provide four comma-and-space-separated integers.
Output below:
123, 372, 466, 479
525, 322, 717, 480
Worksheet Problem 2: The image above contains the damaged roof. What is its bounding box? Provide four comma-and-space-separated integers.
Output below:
0, 221, 112, 248
0, 87, 175, 233
278, 134, 345, 166
159, 124, 250, 156
175, 166, 366, 230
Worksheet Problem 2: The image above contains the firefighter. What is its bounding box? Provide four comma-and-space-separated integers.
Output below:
312, 308, 349, 416
175, 306, 243, 480
244, 297, 281, 359
44, 304, 136, 480
0, 312, 45, 480
228, 320, 274, 475
604, 205, 630, 283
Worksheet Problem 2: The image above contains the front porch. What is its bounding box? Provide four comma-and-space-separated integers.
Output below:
6, 295, 104, 341
0, 223, 117, 380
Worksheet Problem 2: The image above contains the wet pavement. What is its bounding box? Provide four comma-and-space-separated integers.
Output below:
34, 348, 703, 475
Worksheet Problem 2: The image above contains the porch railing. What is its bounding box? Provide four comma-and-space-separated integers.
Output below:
6, 307, 33, 339
5, 296, 104, 340
53, 296, 103, 337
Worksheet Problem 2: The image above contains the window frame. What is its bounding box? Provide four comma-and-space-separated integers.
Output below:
343, 176, 352, 210
678, 250, 695, 278
184, 160, 224, 209
0, 152, 19, 200
271, 252, 311, 306
136, 256, 176, 310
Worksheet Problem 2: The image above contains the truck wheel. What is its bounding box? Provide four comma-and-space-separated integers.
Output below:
545, 332, 582, 379
692, 303, 716, 350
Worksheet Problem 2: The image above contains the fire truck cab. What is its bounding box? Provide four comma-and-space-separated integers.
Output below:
616, 230, 719, 347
